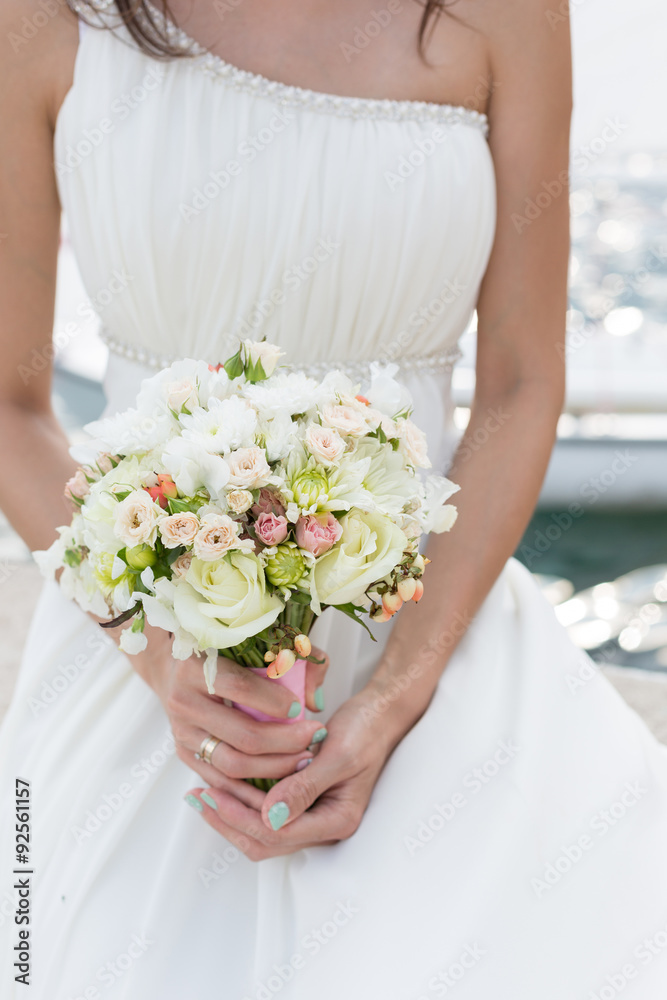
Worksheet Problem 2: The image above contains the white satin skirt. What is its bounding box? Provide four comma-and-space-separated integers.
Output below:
1, 365, 667, 999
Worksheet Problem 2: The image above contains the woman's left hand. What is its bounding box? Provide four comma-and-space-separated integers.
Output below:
183, 681, 415, 859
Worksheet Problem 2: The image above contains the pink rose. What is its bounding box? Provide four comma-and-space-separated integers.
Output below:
296, 513, 343, 557
251, 488, 286, 518
64, 469, 90, 502
255, 512, 288, 546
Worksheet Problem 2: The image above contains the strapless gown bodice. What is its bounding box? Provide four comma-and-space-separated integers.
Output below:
55, 5, 495, 375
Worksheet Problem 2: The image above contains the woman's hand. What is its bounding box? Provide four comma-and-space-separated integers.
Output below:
184, 678, 417, 859
120, 621, 331, 787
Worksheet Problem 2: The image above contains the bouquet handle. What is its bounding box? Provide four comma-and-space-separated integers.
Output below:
231, 659, 307, 723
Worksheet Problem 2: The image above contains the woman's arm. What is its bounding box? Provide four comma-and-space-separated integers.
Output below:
0, 1, 327, 787
192, 0, 572, 852
0, 2, 80, 550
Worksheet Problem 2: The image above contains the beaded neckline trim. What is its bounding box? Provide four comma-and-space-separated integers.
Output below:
99, 328, 463, 379
85, 0, 488, 133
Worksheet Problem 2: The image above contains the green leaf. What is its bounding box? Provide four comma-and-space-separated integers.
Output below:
167, 497, 200, 515
332, 602, 377, 641
112, 489, 132, 502
63, 547, 84, 568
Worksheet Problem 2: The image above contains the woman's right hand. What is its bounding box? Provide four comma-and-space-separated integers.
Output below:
124, 622, 329, 789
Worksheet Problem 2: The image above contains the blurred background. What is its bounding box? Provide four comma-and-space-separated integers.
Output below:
1, 0, 666, 732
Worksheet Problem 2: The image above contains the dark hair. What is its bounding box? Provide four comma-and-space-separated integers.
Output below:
67, 1, 450, 59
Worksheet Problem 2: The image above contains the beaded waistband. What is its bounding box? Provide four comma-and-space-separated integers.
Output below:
99, 329, 462, 379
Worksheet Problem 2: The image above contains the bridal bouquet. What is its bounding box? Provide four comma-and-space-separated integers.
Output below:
36, 339, 458, 714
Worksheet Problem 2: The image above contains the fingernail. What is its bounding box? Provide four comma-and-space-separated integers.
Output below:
184, 794, 203, 812
288, 700, 302, 719
314, 686, 325, 712
268, 801, 290, 831
310, 727, 328, 745
296, 757, 312, 771
201, 791, 218, 810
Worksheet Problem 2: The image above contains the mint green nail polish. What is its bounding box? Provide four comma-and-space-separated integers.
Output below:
288, 700, 302, 719
314, 686, 325, 712
201, 791, 217, 810
268, 801, 290, 831
185, 794, 203, 812
311, 727, 328, 745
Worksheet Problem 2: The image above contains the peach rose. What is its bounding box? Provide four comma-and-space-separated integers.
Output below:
114, 490, 159, 547
172, 552, 193, 578
226, 488, 254, 514
193, 513, 242, 561
159, 512, 200, 549
304, 423, 346, 465
320, 401, 369, 438
227, 446, 272, 488
396, 418, 431, 469
165, 378, 197, 412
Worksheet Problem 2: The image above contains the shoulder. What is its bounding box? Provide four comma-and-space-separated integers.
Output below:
1, 0, 80, 128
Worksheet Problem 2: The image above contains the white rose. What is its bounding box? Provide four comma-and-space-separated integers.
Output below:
320, 402, 369, 438
244, 340, 284, 378
159, 512, 200, 548
396, 418, 431, 469
114, 490, 159, 547
227, 446, 272, 488
226, 489, 254, 514
169, 551, 283, 652
311, 509, 407, 608
165, 378, 198, 412
420, 475, 460, 533
304, 424, 346, 466
193, 513, 243, 561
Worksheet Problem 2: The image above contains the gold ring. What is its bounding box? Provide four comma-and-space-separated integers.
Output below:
195, 735, 221, 765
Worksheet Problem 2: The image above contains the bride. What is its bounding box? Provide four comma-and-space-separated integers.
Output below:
2, 1, 667, 997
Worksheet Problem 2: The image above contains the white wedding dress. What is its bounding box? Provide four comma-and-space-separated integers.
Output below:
2, 9, 667, 999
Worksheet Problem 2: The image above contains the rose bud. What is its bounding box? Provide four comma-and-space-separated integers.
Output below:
382, 592, 403, 615
397, 577, 417, 601
294, 634, 311, 658
267, 648, 296, 679
125, 544, 157, 571
412, 579, 425, 602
